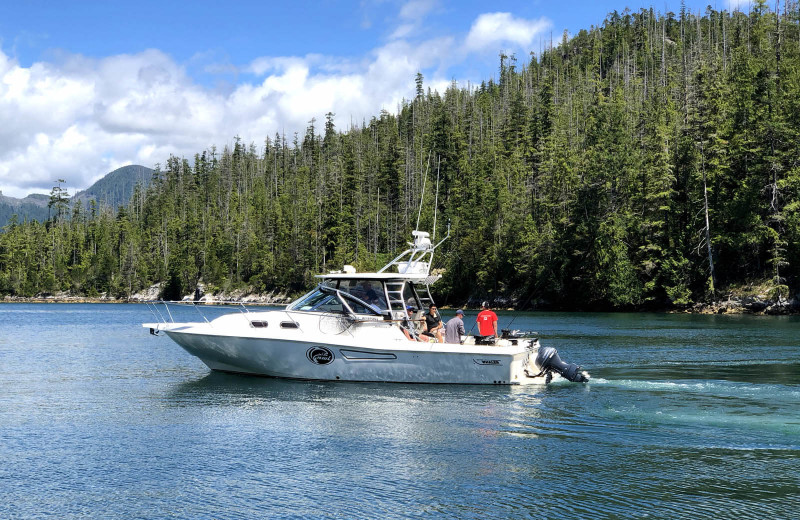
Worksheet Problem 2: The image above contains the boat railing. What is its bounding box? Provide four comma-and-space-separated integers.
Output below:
144, 299, 286, 329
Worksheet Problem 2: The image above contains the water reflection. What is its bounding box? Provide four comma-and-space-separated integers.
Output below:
167, 371, 337, 404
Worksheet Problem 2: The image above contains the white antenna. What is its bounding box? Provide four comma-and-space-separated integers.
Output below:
415, 151, 432, 230
433, 155, 441, 241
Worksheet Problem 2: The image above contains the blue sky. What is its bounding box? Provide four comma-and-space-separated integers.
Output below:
0, 0, 750, 197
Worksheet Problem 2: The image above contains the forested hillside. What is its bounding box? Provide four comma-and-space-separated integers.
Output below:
0, 193, 50, 227
0, 165, 155, 229
1, 2, 799, 309
71, 165, 154, 211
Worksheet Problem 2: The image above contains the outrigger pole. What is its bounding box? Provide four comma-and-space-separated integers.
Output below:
433, 155, 440, 242
415, 151, 432, 232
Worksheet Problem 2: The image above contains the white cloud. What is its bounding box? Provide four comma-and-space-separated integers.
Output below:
0, 48, 236, 196
390, 23, 417, 40
390, 0, 438, 40
0, 5, 548, 198
0, 42, 433, 197
399, 0, 436, 21
465, 12, 551, 52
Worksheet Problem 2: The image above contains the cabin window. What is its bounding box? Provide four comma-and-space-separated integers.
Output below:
250, 320, 268, 328
403, 283, 422, 311
337, 280, 388, 312
280, 321, 299, 329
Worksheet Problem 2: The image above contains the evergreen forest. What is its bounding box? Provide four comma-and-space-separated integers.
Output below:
2, 2, 800, 309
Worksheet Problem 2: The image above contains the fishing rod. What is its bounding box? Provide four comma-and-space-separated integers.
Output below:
466, 314, 478, 336
502, 286, 540, 335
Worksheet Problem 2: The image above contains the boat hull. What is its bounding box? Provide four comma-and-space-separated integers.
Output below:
163, 328, 539, 385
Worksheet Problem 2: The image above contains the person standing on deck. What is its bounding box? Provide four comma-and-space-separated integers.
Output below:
444, 310, 465, 344
476, 301, 498, 338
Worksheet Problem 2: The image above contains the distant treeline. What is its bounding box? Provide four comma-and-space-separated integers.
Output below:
1, 2, 799, 308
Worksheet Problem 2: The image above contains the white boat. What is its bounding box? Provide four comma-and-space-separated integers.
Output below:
143, 230, 589, 385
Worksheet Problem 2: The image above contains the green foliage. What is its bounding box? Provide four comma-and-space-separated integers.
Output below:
1, 4, 800, 307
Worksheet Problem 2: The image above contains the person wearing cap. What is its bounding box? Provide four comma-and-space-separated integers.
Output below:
402, 305, 425, 341
476, 301, 498, 338
445, 309, 466, 344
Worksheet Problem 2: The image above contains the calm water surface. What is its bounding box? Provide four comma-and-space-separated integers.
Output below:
1, 304, 798, 519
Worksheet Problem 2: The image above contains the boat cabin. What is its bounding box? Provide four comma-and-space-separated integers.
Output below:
286, 229, 445, 321
286, 274, 437, 321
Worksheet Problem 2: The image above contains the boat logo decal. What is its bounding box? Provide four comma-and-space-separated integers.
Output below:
473, 359, 501, 366
307, 346, 335, 365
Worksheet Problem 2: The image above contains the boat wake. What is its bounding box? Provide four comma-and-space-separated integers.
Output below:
579, 377, 800, 438
588, 376, 800, 399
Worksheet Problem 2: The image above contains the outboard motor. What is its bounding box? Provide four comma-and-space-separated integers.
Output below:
534, 346, 590, 383
475, 335, 496, 345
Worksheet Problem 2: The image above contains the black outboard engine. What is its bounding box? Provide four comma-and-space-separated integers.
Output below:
474, 335, 496, 345
534, 346, 590, 383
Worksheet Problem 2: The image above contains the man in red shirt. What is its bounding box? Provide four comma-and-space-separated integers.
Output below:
476, 301, 498, 338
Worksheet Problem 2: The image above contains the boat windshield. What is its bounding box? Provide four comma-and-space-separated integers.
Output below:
288, 284, 383, 315
289, 289, 342, 313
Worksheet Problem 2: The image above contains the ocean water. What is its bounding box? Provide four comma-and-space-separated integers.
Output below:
0, 304, 798, 519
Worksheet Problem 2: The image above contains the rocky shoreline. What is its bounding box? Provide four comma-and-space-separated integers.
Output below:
681, 295, 800, 315
3, 289, 798, 315
1, 283, 294, 306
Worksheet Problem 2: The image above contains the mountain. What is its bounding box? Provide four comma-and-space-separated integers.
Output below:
72, 165, 154, 209
0, 164, 154, 228
0, 193, 50, 227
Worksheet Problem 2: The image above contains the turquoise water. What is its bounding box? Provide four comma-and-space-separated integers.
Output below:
1, 304, 798, 519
